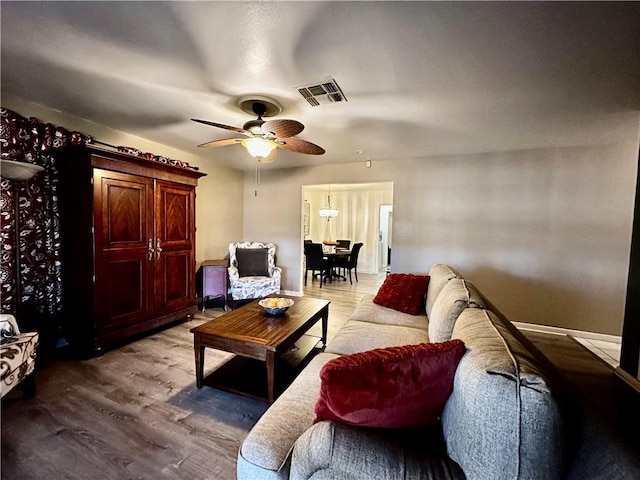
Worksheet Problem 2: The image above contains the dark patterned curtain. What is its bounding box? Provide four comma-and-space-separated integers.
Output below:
0, 107, 86, 345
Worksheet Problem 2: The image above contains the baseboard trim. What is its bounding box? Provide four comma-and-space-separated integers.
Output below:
513, 321, 622, 345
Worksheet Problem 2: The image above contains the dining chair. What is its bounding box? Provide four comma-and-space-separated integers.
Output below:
340, 242, 363, 284
335, 239, 351, 250
304, 242, 331, 288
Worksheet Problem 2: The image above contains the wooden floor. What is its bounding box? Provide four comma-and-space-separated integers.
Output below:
4, 270, 637, 479
0, 272, 386, 480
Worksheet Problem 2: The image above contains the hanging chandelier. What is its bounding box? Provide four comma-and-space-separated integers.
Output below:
319, 184, 338, 218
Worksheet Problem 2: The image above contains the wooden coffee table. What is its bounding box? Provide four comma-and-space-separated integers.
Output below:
190, 295, 330, 403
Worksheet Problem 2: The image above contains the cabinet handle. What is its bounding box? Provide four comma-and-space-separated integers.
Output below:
148, 238, 154, 260
156, 239, 163, 259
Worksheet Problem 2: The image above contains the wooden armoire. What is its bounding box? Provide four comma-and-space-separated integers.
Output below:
56, 145, 206, 356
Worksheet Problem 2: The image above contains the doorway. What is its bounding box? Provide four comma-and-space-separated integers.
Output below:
379, 205, 393, 273
301, 182, 394, 285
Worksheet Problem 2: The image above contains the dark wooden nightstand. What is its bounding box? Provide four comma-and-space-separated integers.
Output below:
197, 260, 229, 312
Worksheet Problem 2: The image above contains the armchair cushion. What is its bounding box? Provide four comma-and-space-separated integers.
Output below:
236, 248, 269, 277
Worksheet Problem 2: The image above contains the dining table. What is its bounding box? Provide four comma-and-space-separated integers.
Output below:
322, 247, 351, 282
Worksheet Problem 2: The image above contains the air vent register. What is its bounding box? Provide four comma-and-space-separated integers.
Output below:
296, 78, 347, 107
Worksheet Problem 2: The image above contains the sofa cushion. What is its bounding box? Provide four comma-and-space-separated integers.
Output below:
236, 247, 269, 277
349, 294, 428, 330
325, 320, 429, 356
425, 264, 461, 318
441, 308, 567, 480
314, 340, 465, 428
428, 278, 484, 342
373, 273, 430, 315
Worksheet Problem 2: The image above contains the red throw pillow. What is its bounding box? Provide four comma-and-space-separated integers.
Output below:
373, 273, 430, 315
314, 340, 466, 429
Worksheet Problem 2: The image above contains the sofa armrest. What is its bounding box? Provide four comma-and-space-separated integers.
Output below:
442, 307, 568, 480
238, 353, 339, 480
290, 421, 465, 480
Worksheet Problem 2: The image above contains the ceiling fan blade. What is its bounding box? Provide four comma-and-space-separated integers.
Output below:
191, 118, 250, 136
278, 137, 325, 155
197, 138, 244, 148
261, 119, 304, 138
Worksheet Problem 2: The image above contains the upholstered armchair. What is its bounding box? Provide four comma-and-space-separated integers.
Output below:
228, 242, 282, 307
1, 314, 39, 399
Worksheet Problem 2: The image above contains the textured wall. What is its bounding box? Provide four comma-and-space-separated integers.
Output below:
241, 112, 639, 335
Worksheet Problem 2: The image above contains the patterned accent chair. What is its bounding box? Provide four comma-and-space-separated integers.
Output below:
1, 314, 39, 398
228, 242, 282, 308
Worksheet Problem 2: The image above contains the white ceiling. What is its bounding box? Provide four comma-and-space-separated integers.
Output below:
1, 1, 638, 171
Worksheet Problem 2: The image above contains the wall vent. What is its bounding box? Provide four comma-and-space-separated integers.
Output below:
296, 78, 347, 107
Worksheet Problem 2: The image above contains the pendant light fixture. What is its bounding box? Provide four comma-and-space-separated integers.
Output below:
319, 184, 339, 219
319, 184, 338, 244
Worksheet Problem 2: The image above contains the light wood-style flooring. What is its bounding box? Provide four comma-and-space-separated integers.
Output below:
0, 272, 386, 480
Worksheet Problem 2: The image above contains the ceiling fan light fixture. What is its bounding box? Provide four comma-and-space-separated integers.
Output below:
241, 137, 277, 159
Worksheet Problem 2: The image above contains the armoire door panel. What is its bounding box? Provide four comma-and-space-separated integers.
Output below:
154, 180, 196, 313
159, 251, 192, 308
109, 259, 144, 317
156, 180, 194, 249
96, 256, 151, 331
106, 184, 144, 243
163, 190, 188, 242
94, 169, 154, 252
94, 169, 154, 329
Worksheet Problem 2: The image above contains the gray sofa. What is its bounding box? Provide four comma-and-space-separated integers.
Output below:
237, 264, 569, 480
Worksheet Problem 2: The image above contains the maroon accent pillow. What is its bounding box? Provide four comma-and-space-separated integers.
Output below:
373, 273, 430, 315
314, 340, 466, 429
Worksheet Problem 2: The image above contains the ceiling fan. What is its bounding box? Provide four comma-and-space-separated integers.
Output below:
192, 98, 325, 163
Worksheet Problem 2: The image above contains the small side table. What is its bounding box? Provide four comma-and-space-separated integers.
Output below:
197, 260, 229, 312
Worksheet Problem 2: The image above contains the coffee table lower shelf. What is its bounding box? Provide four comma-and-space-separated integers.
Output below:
201, 334, 323, 403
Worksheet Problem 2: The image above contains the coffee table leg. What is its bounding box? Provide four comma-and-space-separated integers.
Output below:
266, 350, 276, 404
194, 338, 205, 389
321, 305, 329, 347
